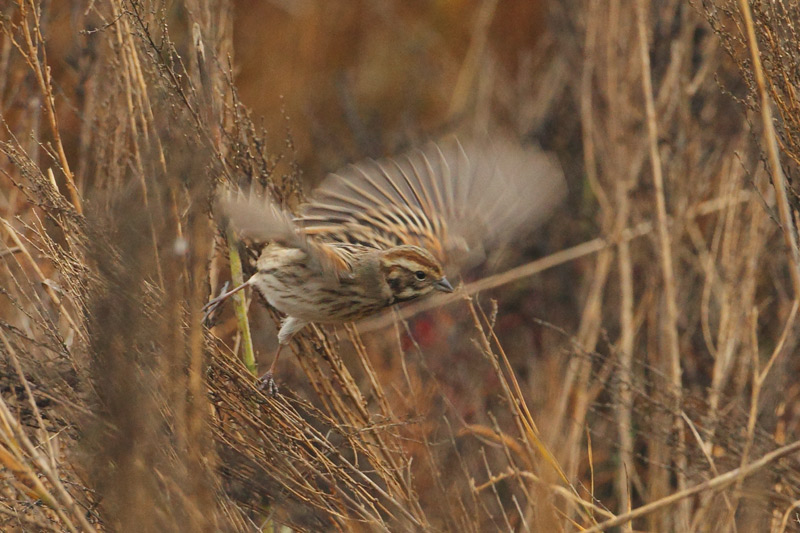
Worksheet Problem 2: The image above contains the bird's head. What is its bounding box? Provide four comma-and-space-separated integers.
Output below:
380, 245, 454, 302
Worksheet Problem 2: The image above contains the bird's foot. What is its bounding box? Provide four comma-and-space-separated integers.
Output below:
202, 280, 251, 325
257, 370, 279, 397
202, 282, 230, 324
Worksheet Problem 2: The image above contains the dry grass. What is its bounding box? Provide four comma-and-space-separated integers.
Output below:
2, 0, 800, 531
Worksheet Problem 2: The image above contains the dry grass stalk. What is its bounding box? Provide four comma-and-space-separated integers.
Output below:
635, 0, 688, 527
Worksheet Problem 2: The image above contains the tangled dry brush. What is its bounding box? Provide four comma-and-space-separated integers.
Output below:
2, 0, 800, 531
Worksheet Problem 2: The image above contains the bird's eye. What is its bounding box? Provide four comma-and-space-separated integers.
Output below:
414, 271, 427, 280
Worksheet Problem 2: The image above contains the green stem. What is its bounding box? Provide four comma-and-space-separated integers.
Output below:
226, 227, 256, 375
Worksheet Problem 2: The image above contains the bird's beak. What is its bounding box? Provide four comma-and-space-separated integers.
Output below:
435, 277, 455, 293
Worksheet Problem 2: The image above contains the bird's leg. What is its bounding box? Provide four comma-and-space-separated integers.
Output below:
257, 316, 308, 396
202, 280, 250, 323
257, 344, 284, 396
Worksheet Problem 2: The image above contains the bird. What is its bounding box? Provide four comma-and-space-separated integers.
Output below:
204, 136, 565, 393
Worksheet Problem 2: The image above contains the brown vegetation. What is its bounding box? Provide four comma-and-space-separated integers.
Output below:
2, 0, 800, 531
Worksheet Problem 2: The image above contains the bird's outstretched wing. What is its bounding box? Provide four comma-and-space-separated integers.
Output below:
297, 136, 566, 267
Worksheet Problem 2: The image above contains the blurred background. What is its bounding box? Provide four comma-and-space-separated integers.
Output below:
2, 0, 800, 531
233, 1, 549, 165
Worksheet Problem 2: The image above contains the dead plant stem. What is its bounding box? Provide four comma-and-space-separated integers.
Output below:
635, 0, 687, 527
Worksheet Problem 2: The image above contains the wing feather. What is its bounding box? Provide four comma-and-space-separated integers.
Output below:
297, 136, 566, 268
218, 190, 351, 275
